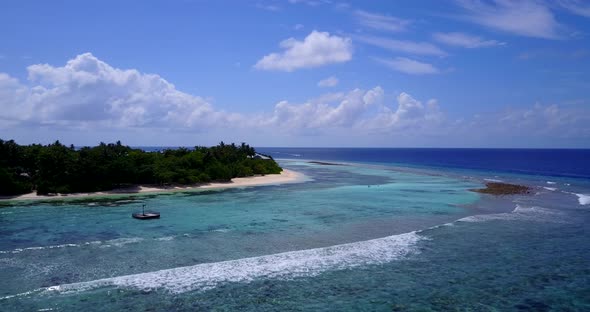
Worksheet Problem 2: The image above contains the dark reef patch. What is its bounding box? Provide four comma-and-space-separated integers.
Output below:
471, 182, 531, 195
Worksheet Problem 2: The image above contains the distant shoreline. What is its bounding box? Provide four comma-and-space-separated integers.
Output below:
0, 169, 305, 202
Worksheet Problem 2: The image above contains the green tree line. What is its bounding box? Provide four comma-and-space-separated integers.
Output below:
0, 139, 282, 196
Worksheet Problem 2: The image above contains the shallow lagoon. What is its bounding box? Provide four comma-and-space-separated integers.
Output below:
1, 160, 588, 311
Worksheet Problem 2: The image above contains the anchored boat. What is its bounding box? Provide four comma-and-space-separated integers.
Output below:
132, 204, 160, 220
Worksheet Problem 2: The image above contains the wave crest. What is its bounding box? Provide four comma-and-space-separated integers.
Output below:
37, 232, 422, 295
0, 237, 144, 255
456, 205, 565, 223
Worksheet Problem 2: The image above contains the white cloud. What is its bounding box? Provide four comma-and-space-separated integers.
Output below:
356, 35, 447, 57
0, 53, 237, 129
0, 73, 29, 124
259, 87, 448, 137
376, 57, 439, 75
254, 31, 353, 72
360, 92, 443, 132
433, 32, 505, 48
558, 0, 590, 17
294, 23, 304, 30
454, 0, 564, 39
317, 76, 339, 87
2, 53, 589, 147
355, 10, 411, 32
261, 87, 384, 131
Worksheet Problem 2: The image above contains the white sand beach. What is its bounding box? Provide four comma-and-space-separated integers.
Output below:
1, 169, 305, 201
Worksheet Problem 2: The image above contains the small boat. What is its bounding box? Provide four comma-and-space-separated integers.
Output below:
132, 204, 160, 220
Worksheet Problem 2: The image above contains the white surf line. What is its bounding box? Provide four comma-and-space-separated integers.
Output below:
0, 237, 145, 254
454, 205, 567, 224
574, 193, 590, 205
562, 192, 590, 206
1, 229, 235, 255
1, 232, 422, 299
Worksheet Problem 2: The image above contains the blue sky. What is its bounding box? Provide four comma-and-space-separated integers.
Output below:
1, 0, 589, 147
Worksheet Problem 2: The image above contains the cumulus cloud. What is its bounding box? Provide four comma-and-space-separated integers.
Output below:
0, 53, 237, 129
433, 32, 505, 48
317, 76, 339, 87
260, 87, 384, 132
0, 73, 29, 123
454, 0, 564, 39
254, 31, 353, 72
355, 10, 411, 32
1, 53, 588, 147
356, 35, 447, 57
358, 92, 444, 136
259, 87, 448, 137
376, 57, 439, 75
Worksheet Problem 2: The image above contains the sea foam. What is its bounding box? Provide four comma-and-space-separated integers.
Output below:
456, 205, 565, 223
0, 237, 144, 254
575, 193, 590, 205
40, 232, 422, 295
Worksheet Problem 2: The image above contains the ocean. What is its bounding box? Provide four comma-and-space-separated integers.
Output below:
1, 148, 589, 311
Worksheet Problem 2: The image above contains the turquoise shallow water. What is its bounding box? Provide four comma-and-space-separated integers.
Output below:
1, 160, 589, 311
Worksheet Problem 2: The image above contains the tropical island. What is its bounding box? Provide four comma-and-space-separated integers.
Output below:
0, 139, 284, 197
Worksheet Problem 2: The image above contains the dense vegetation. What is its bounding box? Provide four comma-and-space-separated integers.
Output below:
0, 139, 282, 196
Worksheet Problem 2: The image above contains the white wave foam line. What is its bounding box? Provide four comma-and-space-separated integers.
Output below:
547, 181, 556, 185
98, 237, 145, 248
41, 232, 422, 295
543, 187, 557, 191
0, 289, 45, 301
564, 192, 590, 205
456, 205, 566, 223
0, 237, 144, 254
575, 193, 590, 205
154, 236, 175, 241
484, 178, 503, 182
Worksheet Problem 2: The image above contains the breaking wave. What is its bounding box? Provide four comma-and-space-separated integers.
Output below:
456, 205, 566, 223
5, 232, 422, 297
574, 193, 590, 205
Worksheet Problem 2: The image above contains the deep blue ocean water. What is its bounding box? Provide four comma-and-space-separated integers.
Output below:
257, 147, 590, 180
1, 148, 589, 311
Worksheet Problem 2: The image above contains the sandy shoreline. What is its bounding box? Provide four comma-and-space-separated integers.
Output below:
1, 169, 305, 202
